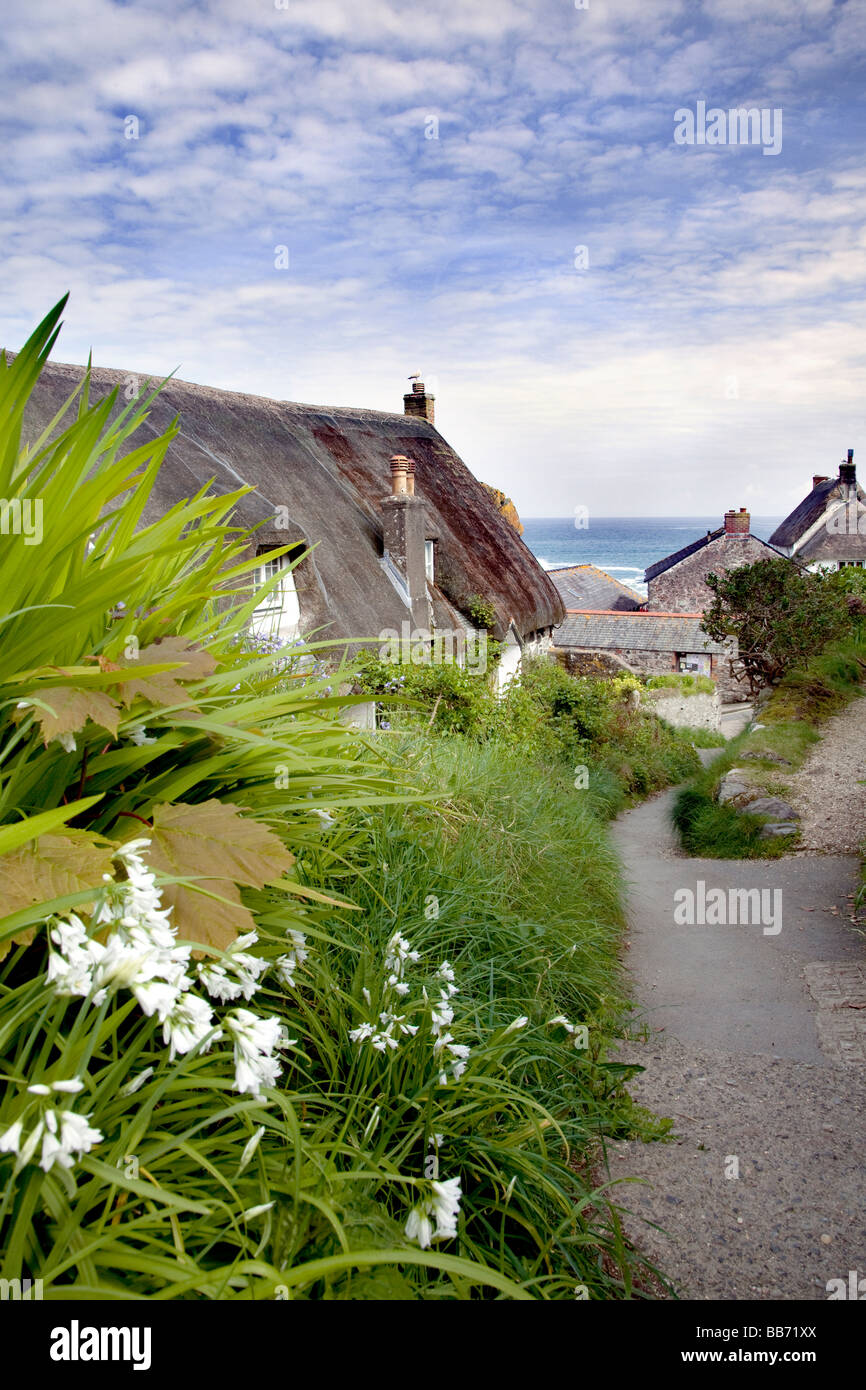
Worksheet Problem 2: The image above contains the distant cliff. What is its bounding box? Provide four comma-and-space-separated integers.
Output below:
482, 483, 524, 535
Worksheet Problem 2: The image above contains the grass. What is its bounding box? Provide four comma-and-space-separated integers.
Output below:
644, 674, 715, 695
671, 725, 726, 749
672, 636, 866, 859
296, 732, 678, 1293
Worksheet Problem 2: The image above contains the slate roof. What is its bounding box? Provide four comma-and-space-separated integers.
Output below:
554, 611, 727, 653
18, 360, 565, 645
769, 476, 866, 549
548, 564, 643, 611
644, 527, 724, 582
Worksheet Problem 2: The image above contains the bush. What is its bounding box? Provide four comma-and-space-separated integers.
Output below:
356, 653, 700, 811
702, 558, 851, 695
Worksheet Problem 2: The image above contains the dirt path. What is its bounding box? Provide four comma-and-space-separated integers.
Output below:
785, 693, 866, 853
608, 723, 866, 1301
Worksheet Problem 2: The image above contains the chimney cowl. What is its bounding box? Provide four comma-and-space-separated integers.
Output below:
839, 448, 856, 487
389, 454, 409, 495
724, 507, 750, 538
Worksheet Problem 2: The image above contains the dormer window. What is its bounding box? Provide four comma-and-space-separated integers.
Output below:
252, 545, 302, 644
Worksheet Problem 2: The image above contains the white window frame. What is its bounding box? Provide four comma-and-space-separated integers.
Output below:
251, 548, 301, 644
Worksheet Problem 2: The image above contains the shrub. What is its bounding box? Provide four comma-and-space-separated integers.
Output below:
702, 558, 851, 695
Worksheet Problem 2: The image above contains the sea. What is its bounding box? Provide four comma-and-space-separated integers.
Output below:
521, 516, 785, 599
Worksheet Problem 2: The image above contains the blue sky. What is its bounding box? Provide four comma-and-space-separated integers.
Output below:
1, 0, 864, 517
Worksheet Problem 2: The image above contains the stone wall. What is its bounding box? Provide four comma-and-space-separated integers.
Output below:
643, 687, 722, 732
647, 534, 776, 613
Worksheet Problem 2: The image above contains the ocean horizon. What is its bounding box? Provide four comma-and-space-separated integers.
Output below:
520, 516, 785, 598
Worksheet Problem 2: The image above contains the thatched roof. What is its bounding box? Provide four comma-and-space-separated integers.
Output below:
769, 475, 866, 550
19, 361, 564, 645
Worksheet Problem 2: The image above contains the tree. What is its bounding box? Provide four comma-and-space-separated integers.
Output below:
701, 558, 850, 696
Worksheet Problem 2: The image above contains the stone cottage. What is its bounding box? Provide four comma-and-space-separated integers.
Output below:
553, 610, 730, 687
20, 369, 564, 692
644, 508, 782, 613
769, 449, 866, 569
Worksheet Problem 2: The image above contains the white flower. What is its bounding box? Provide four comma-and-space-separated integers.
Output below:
50, 1079, 85, 1094
26, 1084, 51, 1096
123, 1067, 154, 1095
0, 1119, 24, 1154
379, 1010, 417, 1037
127, 724, 156, 745
430, 994, 455, 1033
162, 993, 220, 1060
384, 931, 420, 979
430, 1176, 462, 1239
371, 1027, 399, 1053
504, 1016, 529, 1034
18, 1120, 44, 1168
405, 1205, 434, 1249
38, 1108, 103, 1172
349, 1022, 375, 1045
275, 931, 308, 989
54, 732, 77, 753
197, 962, 245, 1003
226, 1009, 283, 1100
242, 1201, 275, 1219
405, 1175, 462, 1248
238, 1125, 266, 1172
133, 979, 183, 1020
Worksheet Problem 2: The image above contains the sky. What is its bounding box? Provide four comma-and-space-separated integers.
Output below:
1, 0, 864, 518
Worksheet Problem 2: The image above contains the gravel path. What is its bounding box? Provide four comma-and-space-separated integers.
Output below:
785, 693, 866, 853
607, 712, 866, 1301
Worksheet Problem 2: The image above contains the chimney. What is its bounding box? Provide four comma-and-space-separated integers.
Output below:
381, 455, 429, 628
724, 506, 750, 538
813, 475, 830, 489
839, 448, 856, 494
403, 380, 435, 425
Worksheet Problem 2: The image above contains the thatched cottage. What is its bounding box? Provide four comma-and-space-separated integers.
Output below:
20, 368, 563, 687
769, 449, 866, 568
